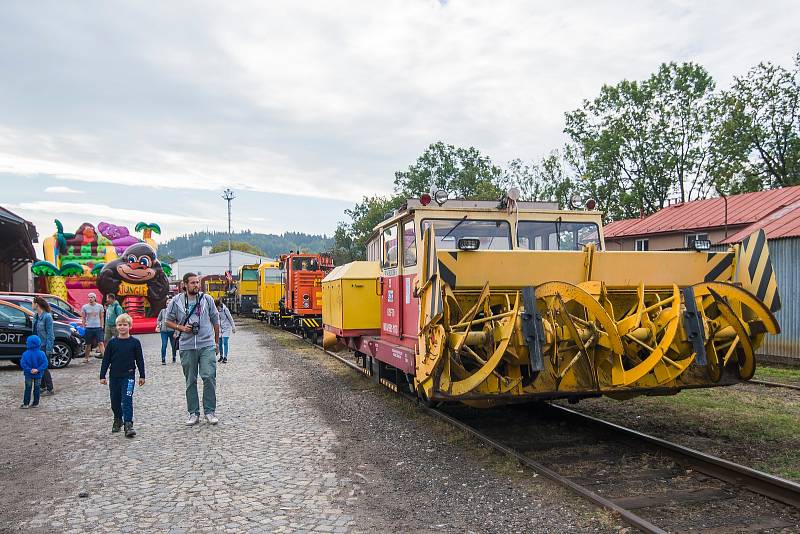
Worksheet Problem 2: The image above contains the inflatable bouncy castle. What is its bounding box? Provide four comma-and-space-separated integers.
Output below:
32, 220, 171, 333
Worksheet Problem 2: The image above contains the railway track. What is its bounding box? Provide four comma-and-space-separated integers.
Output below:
749, 379, 800, 392
274, 325, 800, 533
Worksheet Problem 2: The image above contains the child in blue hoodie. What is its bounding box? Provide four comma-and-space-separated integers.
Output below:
20, 335, 48, 408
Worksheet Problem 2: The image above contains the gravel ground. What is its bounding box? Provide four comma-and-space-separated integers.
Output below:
0, 320, 620, 533
260, 323, 620, 533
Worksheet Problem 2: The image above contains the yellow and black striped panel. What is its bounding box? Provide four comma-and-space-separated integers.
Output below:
420, 226, 443, 323
300, 318, 320, 329
736, 230, 781, 313
704, 251, 735, 283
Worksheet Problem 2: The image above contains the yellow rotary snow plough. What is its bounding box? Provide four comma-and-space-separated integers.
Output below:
415, 207, 780, 404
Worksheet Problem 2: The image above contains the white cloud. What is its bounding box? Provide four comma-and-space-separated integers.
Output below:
1, 0, 798, 209
44, 185, 83, 194
7, 201, 216, 228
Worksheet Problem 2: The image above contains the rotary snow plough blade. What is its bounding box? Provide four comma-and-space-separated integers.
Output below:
415, 228, 780, 404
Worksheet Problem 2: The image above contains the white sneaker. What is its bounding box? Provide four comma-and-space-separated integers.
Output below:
205, 412, 219, 425
185, 413, 199, 426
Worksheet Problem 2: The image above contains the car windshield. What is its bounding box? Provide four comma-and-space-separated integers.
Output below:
517, 220, 601, 251
421, 219, 512, 251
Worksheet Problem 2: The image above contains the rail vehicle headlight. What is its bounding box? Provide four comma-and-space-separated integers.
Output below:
420, 193, 432, 206
569, 194, 582, 209
303, 294, 310, 308
457, 237, 480, 251
434, 189, 449, 206
507, 187, 520, 201
693, 239, 711, 251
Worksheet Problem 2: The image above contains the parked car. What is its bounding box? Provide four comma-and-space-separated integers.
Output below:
0, 291, 80, 316
0, 299, 84, 369
0, 295, 81, 325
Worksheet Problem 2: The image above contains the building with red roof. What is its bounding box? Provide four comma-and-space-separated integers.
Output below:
603, 185, 800, 251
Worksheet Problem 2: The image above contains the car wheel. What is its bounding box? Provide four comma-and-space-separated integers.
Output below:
50, 341, 73, 369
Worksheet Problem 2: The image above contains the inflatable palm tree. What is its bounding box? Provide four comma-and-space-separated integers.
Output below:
31, 261, 84, 300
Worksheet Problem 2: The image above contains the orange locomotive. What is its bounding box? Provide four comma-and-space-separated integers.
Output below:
278, 252, 334, 341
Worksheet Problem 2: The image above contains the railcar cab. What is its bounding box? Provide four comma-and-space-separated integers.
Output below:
365, 194, 606, 351
279, 253, 334, 315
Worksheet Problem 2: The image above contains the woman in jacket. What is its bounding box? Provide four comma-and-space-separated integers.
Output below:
215, 299, 235, 363
157, 297, 177, 365
32, 297, 55, 395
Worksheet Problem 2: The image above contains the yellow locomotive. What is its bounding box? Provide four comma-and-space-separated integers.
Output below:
255, 261, 282, 324
322, 193, 780, 405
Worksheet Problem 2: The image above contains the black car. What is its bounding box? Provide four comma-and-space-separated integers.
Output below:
0, 299, 84, 368
0, 295, 82, 324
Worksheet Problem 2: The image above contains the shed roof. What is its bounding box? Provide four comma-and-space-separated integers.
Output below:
604, 186, 800, 240
0, 206, 38, 264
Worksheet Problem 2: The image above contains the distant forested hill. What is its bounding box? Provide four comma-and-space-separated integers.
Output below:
159, 230, 333, 261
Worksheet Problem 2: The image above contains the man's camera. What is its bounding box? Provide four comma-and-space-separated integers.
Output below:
190, 323, 199, 335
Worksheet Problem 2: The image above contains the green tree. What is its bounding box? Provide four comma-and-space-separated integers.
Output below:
505, 149, 580, 208
332, 195, 405, 263
711, 53, 800, 193
210, 241, 265, 256
564, 62, 717, 220
394, 141, 507, 199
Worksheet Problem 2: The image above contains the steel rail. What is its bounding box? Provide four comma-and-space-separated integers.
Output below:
276, 327, 668, 533
273, 325, 800, 529
749, 379, 800, 391
548, 404, 800, 509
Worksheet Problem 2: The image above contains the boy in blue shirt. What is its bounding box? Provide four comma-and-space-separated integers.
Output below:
100, 314, 145, 437
20, 335, 48, 408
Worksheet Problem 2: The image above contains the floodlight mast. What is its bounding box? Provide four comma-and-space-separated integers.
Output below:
222, 188, 236, 276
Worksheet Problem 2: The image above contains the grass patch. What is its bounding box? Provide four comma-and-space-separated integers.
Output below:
571, 384, 800, 480
754, 365, 800, 385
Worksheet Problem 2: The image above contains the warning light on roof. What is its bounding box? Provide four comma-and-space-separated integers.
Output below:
585, 198, 597, 210
420, 193, 432, 206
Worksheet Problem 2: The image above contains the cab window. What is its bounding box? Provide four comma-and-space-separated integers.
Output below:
241, 269, 259, 281
0, 304, 28, 326
382, 225, 398, 268
366, 238, 380, 262
421, 219, 512, 251
261, 267, 282, 283
402, 220, 417, 267
517, 221, 601, 250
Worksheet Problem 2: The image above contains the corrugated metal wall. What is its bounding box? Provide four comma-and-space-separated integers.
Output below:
759, 238, 800, 363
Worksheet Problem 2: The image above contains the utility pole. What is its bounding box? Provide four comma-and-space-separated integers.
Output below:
222, 188, 235, 277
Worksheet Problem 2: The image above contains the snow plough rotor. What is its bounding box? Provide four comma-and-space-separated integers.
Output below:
415, 225, 781, 404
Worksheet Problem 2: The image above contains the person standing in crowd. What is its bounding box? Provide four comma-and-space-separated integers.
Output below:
104, 294, 125, 344
165, 273, 220, 426
100, 314, 145, 438
81, 293, 105, 363
157, 297, 178, 365
32, 297, 55, 396
215, 298, 235, 363
20, 335, 48, 408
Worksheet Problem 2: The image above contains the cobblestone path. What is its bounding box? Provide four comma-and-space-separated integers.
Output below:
1, 325, 353, 533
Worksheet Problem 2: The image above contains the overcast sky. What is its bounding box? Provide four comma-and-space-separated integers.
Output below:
2, 1, 798, 257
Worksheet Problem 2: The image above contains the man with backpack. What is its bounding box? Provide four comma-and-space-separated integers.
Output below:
104, 293, 125, 343
165, 272, 220, 426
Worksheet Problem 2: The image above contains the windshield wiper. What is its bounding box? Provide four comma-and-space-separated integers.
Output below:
442, 215, 468, 240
